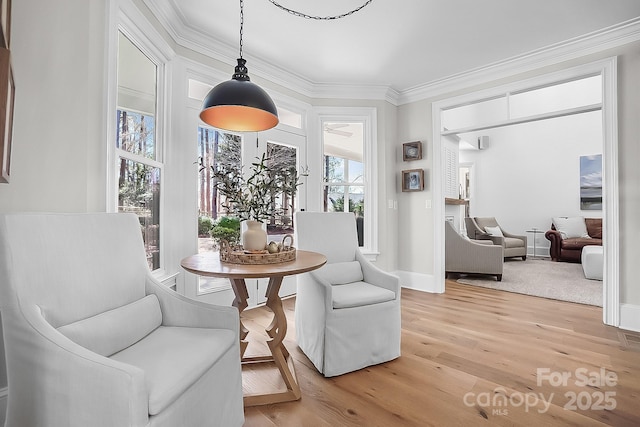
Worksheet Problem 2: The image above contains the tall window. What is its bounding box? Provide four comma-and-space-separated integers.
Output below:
323, 122, 365, 246
116, 31, 161, 270
197, 127, 242, 254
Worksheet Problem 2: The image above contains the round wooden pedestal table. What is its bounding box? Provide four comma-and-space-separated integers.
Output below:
180, 250, 326, 407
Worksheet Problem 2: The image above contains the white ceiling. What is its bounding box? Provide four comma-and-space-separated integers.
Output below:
145, 0, 640, 97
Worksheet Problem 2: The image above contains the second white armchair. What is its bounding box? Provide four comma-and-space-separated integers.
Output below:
294, 212, 401, 377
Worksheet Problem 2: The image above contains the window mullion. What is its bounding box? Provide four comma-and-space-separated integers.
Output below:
116, 148, 163, 169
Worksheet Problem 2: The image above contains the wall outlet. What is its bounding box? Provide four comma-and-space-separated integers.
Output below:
425, 199, 432, 209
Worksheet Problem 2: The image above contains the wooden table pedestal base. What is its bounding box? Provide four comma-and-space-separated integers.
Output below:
233, 276, 301, 407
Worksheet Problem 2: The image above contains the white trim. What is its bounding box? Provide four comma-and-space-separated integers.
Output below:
394, 270, 438, 293
153, 270, 179, 288
432, 57, 620, 326
197, 277, 233, 296
431, 107, 446, 294
620, 304, 640, 333
107, 0, 176, 273
601, 58, 620, 327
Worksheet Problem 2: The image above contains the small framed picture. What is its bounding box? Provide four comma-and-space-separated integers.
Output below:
402, 141, 422, 161
402, 169, 424, 192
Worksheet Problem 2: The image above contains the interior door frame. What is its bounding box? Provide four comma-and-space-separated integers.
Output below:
432, 57, 619, 326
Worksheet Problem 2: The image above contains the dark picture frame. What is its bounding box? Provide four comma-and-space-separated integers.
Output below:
402, 169, 424, 192
0, 47, 14, 183
0, 0, 10, 49
402, 141, 422, 161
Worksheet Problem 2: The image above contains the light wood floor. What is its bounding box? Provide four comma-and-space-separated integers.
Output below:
242, 281, 640, 426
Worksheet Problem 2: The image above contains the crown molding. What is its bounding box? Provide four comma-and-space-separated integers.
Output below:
142, 1, 640, 106
143, 0, 400, 103
397, 17, 640, 105
310, 83, 400, 104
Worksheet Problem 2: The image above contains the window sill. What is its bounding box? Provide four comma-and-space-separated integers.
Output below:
360, 249, 379, 263
151, 269, 179, 290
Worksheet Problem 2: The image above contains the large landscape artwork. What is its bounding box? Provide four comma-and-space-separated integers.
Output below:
580, 154, 602, 210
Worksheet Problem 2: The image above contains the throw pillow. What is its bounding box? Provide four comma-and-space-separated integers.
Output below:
552, 216, 590, 240
314, 261, 364, 285
484, 226, 504, 237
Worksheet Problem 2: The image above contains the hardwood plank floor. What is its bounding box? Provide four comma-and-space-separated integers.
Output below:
242, 281, 640, 426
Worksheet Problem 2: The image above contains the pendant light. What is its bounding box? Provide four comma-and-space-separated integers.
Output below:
200, 0, 278, 132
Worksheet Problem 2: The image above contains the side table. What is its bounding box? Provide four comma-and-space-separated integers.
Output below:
180, 250, 326, 406
526, 228, 545, 259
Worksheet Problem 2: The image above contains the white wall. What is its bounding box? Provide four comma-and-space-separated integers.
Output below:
396, 99, 434, 276
0, 0, 110, 415
459, 110, 603, 254
0, 0, 108, 213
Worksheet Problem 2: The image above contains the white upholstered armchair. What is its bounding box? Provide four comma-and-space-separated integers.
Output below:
0, 213, 244, 427
294, 212, 401, 377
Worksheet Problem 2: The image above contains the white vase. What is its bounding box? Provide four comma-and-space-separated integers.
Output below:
242, 220, 267, 251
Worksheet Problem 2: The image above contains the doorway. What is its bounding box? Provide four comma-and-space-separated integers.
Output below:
432, 58, 619, 326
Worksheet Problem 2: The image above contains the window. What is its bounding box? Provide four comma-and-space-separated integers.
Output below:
115, 31, 161, 270
509, 75, 602, 119
276, 106, 303, 129
196, 127, 242, 294
441, 75, 602, 133
197, 127, 242, 222
323, 122, 366, 247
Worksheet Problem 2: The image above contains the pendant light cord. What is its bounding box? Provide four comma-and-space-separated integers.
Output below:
266, 0, 375, 20
239, 0, 245, 59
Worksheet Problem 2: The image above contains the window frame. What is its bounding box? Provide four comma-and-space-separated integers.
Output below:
315, 107, 378, 258
107, 2, 173, 277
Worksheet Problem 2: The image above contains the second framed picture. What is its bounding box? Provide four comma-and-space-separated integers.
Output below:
402, 169, 424, 192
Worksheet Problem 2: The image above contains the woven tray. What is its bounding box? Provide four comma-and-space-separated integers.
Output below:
219, 235, 296, 264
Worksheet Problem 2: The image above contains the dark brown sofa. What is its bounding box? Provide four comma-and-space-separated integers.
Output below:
545, 218, 602, 262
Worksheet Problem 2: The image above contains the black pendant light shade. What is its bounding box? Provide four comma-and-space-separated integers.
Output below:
200, 58, 279, 132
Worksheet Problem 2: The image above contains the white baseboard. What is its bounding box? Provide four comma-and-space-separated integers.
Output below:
394, 270, 442, 293
620, 303, 640, 333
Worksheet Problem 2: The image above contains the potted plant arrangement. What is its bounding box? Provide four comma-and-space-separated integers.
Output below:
210, 153, 301, 252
